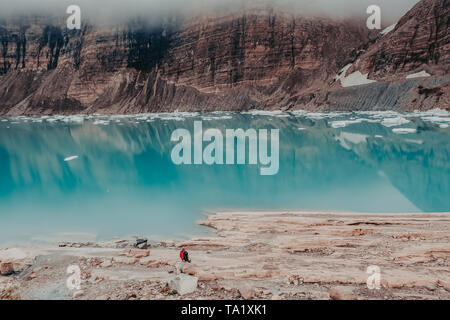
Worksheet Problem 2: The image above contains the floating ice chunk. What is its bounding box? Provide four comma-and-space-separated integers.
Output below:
392, 128, 417, 134
330, 119, 364, 128
381, 117, 410, 127
305, 112, 337, 119
420, 116, 450, 123
291, 110, 350, 119
201, 115, 233, 120
160, 116, 185, 121
341, 71, 377, 87
420, 108, 449, 116
290, 110, 308, 116
440, 124, 449, 128
406, 70, 431, 79
62, 115, 84, 123
305, 112, 326, 120
93, 120, 110, 125
64, 156, 79, 162
243, 110, 286, 116
381, 23, 397, 35
172, 111, 199, 117
360, 110, 400, 119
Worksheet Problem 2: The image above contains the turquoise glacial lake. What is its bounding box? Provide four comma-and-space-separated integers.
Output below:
0, 111, 449, 245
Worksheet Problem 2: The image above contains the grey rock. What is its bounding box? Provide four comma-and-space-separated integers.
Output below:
169, 274, 198, 295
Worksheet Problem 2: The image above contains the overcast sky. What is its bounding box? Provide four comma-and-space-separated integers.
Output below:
1, 0, 421, 25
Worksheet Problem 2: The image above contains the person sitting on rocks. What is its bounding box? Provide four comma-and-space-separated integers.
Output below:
180, 249, 191, 263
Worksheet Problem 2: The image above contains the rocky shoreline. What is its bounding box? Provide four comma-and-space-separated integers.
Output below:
1, 211, 449, 300
1, 0, 448, 115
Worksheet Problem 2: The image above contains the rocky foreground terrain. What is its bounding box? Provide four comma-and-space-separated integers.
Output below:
0, 0, 448, 114
1, 211, 449, 300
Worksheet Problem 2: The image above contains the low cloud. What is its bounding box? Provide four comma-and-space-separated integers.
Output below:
1, 0, 420, 25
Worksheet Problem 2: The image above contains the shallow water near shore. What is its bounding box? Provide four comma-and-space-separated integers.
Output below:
0, 110, 449, 245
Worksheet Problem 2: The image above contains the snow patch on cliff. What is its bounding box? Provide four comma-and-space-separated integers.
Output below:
341, 71, 377, 87
334, 64, 352, 82
381, 23, 397, 35
406, 70, 431, 79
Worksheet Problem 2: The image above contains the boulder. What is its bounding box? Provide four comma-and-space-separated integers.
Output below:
135, 238, 149, 249
0, 262, 14, 276
168, 274, 198, 295
238, 284, 255, 300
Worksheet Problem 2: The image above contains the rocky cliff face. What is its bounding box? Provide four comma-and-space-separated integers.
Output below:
311, 0, 449, 111
0, 0, 448, 115
358, 0, 449, 79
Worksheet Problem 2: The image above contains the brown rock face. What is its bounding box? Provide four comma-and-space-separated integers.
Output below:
0, 0, 448, 114
161, 12, 368, 94
0, 9, 371, 114
302, 0, 450, 111
357, 0, 449, 79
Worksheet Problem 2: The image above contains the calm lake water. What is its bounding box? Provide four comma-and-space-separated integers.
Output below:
0, 110, 449, 245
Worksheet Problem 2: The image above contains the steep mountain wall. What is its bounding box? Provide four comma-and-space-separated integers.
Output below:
0, 0, 448, 115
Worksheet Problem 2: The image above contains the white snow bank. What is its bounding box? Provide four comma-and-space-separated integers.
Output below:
381, 23, 397, 35
406, 70, 431, 79
334, 64, 352, 82
341, 71, 377, 87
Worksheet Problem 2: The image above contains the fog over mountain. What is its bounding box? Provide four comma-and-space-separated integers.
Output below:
2, 0, 447, 115
1, 0, 420, 25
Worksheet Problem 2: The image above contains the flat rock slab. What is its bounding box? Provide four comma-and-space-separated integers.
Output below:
169, 274, 198, 295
